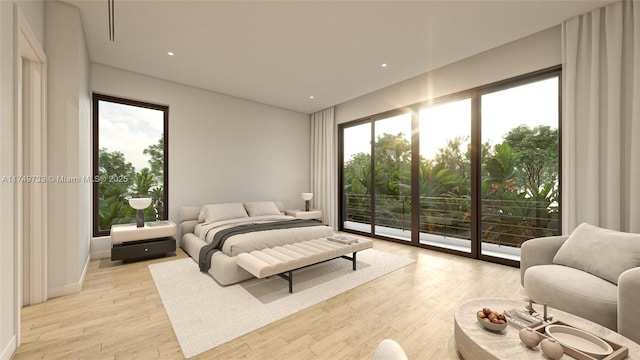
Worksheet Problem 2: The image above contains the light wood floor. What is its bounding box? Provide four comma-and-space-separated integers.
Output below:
13, 237, 526, 360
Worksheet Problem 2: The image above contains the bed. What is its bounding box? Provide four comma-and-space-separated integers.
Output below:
180, 201, 335, 285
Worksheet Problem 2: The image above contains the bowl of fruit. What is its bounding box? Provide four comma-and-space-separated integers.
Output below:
477, 307, 508, 332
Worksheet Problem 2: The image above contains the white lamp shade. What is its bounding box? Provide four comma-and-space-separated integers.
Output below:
128, 197, 152, 210
301, 193, 313, 201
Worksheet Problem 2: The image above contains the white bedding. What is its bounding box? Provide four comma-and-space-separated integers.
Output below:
194, 215, 334, 257
195, 215, 294, 241
180, 203, 336, 285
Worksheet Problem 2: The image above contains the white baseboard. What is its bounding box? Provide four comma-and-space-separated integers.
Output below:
47, 254, 91, 299
91, 249, 110, 259
0, 336, 16, 360
90, 236, 112, 259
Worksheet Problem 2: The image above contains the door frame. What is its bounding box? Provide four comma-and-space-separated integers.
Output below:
13, 4, 48, 347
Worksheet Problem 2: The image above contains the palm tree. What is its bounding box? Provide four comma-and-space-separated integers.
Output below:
132, 168, 154, 196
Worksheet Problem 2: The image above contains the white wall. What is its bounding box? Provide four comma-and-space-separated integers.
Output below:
13, 0, 43, 43
335, 26, 562, 123
91, 64, 310, 252
78, 16, 91, 283
0, 2, 44, 358
44, 1, 91, 298
0, 4, 14, 358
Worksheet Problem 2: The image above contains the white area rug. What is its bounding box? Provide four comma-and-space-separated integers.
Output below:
149, 249, 414, 358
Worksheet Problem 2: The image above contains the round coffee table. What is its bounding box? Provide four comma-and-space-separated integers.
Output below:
454, 298, 640, 360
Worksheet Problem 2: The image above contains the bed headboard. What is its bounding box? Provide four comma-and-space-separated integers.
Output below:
179, 201, 286, 239
179, 206, 201, 238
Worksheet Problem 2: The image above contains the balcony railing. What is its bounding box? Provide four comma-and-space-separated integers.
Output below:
344, 193, 558, 248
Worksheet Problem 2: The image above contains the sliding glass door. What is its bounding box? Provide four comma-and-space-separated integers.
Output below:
418, 98, 472, 252
343, 122, 372, 233
373, 112, 412, 241
341, 112, 413, 241
480, 77, 560, 260
339, 68, 560, 265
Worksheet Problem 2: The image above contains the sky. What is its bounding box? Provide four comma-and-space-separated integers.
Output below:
343, 77, 559, 161
98, 101, 164, 172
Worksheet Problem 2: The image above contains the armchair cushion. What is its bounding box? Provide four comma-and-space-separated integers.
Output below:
524, 264, 618, 330
520, 235, 568, 286
552, 223, 640, 284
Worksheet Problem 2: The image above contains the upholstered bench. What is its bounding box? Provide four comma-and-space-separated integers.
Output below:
236, 237, 373, 293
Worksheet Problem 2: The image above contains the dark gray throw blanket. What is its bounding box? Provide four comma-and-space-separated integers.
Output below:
198, 219, 326, 272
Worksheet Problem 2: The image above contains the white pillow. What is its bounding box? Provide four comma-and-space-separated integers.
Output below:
197, 207, 207, 223
201, 203, 248, 223
553, 223, 640, 284
244, 201, 282, 217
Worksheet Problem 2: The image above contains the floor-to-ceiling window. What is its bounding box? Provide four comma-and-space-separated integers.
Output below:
418, 97, 472, 252
479, 77, 559, 261
92, 94, 169, 237
343, 121, 372, 232
339, 68, 560, 265
373, 111, 412, 241
341, 111, 413, 241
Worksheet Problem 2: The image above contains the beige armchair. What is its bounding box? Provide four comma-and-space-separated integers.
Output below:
521, 226, 640, 345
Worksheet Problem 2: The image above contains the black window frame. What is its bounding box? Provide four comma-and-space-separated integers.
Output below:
338, 66, 561, 267
92, 93, 169, 237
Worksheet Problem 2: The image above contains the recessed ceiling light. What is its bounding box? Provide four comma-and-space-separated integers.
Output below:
167, 51, 174, 56
381, 63, 388, 68
309, 96, 315, 99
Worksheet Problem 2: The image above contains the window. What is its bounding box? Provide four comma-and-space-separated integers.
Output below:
419, 97, 472, 252
341, 111, 413, 241
342, 122, 372, 231
92, 94, 169, 237
339, 68, 560, 265
480, 77, 559, 260
373, 112, 412, 241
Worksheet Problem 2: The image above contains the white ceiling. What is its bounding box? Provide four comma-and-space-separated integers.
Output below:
64, 0, 613, 114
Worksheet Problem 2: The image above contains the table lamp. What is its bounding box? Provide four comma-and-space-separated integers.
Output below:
128, 197, 152, 227
301, 193, 313, 212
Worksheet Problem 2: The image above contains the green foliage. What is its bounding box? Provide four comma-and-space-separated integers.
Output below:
143, 136, 164, 186
342, 125, 559, 247
419, 161, 468, 198
98, 196, 135, 231
504, 125, 558, 193
150, 186, 164, 202
483, 143, 519, 187
97, 148, 135, 199
372, 133, 412, 228
343, 152, 372, 223
434, 136, 471, 181
343, 152, 371, 195
132, 168, 154, 196
374, 133, 411, 197
418, 160, 471, 237
97, 148, 136, 232
97, 137, 166, 232
480, 134, 558, 246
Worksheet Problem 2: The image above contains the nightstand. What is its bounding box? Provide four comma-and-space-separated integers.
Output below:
285, 209, 323, 220
111, 220, 176, 262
